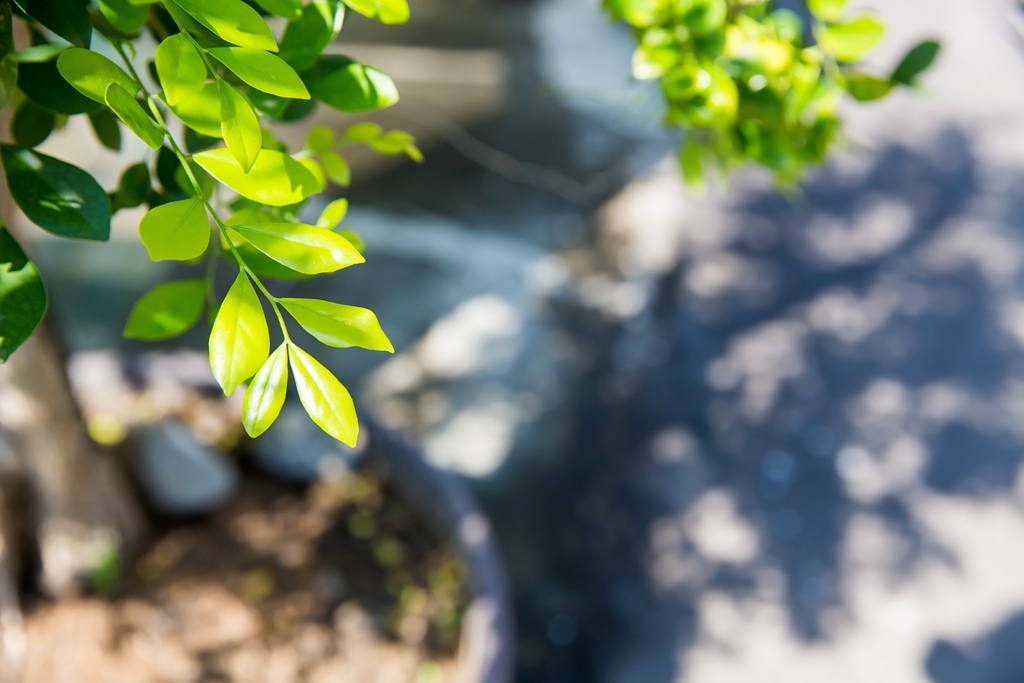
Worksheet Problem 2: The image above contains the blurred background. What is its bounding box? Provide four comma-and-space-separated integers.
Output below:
14, 0, 1024, 681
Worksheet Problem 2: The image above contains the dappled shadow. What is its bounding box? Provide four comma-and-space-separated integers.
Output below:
510, 127, 1024, 682
926, 612, 1024, 683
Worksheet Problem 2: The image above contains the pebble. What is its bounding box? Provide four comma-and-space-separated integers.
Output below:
131, 420, 239, 517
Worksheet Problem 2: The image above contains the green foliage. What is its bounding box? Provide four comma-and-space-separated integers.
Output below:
606, 0, 941, 185
0, 0, 408, 446
0, 144, 110, 240
123, 279, 206, 341
0, 226, 46, 362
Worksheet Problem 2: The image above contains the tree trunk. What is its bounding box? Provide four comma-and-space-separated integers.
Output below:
0, 322, 146, 598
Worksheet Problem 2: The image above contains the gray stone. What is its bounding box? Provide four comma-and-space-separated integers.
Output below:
131, 420, 239, 517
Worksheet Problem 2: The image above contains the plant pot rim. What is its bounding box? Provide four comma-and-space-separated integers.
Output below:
363, 418, 515, 683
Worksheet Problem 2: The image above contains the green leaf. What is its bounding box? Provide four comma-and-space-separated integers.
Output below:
605, 0, 661, 27
210, 271, 270, 396
0, 145, 110, 241
165, 82, 222, 138
155, 33, 207, 107
87, 108, 122, 151
278, 2, 341, 72
12, 44, 67, 63
139, 197, 210, 261
342, 0, 408, 24
208, 47, 310, 100
843, 73, 892, 102
219, 81, 262, 173
320, 150, 350, 186
193, 147, 322, 206
242, 343, 289, 437
166, 0, 278, 52
818, 16, 885, 63
0, 226, 47, 362
891, 39, 940, 86
306, 126, 334, 152
680, 137, 705, 188
304, 55, 398, 112
228, 222, 363, 274
105, 82, 163, 149
14, 0, 91, 48
123, 279, 205, 341
111, 162, 150, 211
253, 0, 302, 19
11, 100, 55, 147
807, 0, 847, 22
56, 47, 138, 103
279, 298, 392, 351
337, 229, 363, 253
288, 344, 358, 445
316, 197, 348, 228
18, 57, 99, 115
98, 0, 149, 34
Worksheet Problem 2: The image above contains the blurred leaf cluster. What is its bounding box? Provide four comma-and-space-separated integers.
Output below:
605, 0, 941, 186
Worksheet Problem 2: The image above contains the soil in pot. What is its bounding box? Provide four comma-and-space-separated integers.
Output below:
18, 468, 468, 683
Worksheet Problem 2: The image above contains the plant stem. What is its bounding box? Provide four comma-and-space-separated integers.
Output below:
110, 38, 293, 344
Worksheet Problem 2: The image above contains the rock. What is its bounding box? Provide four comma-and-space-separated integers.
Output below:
247, 404, 366, 482
131, 420, 239, 517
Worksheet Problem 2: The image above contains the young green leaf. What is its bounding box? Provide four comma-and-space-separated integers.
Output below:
242, 343, 289, 437
288, 344, 358, 445
279, 298, 392, 351
680, 138, 706, 188
165, 82, 223, 138
306, 126, 335, 152
123, 279, 205, 341
208, 47, 310, 100
316, 197, 348, 229
0, 226, 47, 362
304, 56, 399, 112
338, 229, 364, 253
87, 108, 122, 151
228, 222, 364, 274
843, 73, 892, 102
219, 81, 263, 173
0, 145, 110, 241
891, 40, 940, 86
210, 271, 270, 396
320, 150, 350, 186
155, 33, 207, 107
806, 0, 848, 22
13, 0, 92, 48
342, 0, 408, 25
139, 197, 210, 261
253, 0, 302, 19
167, 0, 278, 52
12, 45, 68, 64
105, 83, 163, 149
193, 148, 323, 206
56, 47, 138, 103
98, 0, 149, 34
818, 16, 885, 63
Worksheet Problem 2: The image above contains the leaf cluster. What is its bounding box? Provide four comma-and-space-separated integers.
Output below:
605, 0, 941, 186
0, 0, 414, 445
